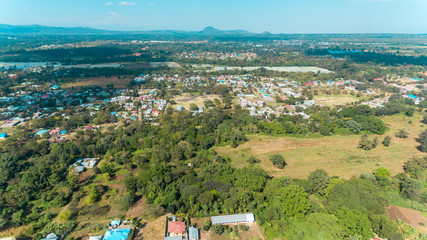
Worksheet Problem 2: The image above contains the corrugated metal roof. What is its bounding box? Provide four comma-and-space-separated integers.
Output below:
164, 236, 183, 240
189, 227, 200, 240
211, 213, 254, 224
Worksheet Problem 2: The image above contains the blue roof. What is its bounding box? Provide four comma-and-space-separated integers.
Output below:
0, 133, 8, 137
103, 228, 131, 240
60, 130, 67, 134
35, 130, 49, 136
110, 220, 121, 226
408, 95, 420, 99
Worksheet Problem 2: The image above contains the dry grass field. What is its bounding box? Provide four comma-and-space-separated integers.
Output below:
62, 76, 133, 89
216, 113, 427, 179
173, 94, 220, 109
314, 94, 364, 107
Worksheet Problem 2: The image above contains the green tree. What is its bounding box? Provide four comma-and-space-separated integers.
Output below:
382, 136, 391, 147
274, 185, 310, 217
269, 154, 287, 169
334, 207, 374, 240
308, 169, 330, 195
306, 213, 345, 239
395, 129, 409, 138
374, 167, 391, 186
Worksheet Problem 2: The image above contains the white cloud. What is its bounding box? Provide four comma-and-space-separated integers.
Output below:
119, 1, 136, 5
106, 11, 120, 16
106, 2, 113, 5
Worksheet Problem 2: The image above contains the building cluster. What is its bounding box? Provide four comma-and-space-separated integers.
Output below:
176, 51, 258, 61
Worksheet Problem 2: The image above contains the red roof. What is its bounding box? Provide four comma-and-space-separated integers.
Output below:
168, 221, 186, 235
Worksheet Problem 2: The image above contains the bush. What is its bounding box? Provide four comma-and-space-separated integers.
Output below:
374, 167, 391, 186
212, 224, 226, 235
238, 225, 249, 231
358, 134, 376, 150
382, 136, 391, 147
395, 129, 409, 138
269, 154, 287, 169
58, 210, 72, 221
247, 156, 260, 164
417, 130, 427, 152
202, 220, 211, 231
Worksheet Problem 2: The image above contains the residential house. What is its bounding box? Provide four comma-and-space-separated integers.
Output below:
211, 213, 255, 225
188, 226, 200, 240
42, 233, 59, 240
0, 133, 8, 139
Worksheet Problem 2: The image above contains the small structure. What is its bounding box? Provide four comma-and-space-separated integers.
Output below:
89, 235, 103, 240
102, 228, 131, 240
164, 237, 183, 240
0, 237, 16, 240
0, 133, 8, 139
188, 226, 200, 240
35, 129, 49, 136
168, 221, 186, 236
42, 233, 59, 240
211, 213, 255, 225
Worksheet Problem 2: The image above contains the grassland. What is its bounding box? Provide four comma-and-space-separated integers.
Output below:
62, 76, 133, 89
173, 94, 220, 109
314, 94, 365, 107
215, 113, 426, 179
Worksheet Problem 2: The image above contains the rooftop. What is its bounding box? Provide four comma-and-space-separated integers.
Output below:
211, 213, 255, 225
102, 228, 131, 240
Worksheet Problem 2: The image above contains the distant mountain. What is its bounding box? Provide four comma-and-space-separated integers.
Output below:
0, 24, 113, 34
0, 24, 259, 36
200, 26, 253, 35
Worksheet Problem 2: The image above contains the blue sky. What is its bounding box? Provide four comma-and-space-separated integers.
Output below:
0, 0, 426, 33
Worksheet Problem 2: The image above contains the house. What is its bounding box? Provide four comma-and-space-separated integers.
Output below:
35, 129, 49, 136
168, 221, 186, 236
211, 213, 255, 225
188, 226, 200, 240
0, 133, 8, 139
0, 237, 16, 240
102, 228, 131, 240
42, 233, 59, 240
164, 237, 183, 240
88, 235, 103, 240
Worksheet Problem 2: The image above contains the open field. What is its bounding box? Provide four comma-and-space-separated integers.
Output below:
62, 76, 133, 89
173, 94, 220, 109
387, 206, 427, 233
314, 94, 364, 107
216, 113, 426, 179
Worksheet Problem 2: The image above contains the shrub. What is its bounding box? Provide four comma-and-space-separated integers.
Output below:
58, 210, 72, 221
238, 225, 249, 231
358, 134, 376, 150
202, 220, 211, 231
395, 129, 409, 138
212, 224, 226, 235
269, 154, 287, 169
382, 136, 391, 147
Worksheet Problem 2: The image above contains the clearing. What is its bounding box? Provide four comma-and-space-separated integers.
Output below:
173, 94, 220, 109
314, 94, 364, 107
62, 76, 133, 89
387, 206, 427, 233
216, 113, 426, 178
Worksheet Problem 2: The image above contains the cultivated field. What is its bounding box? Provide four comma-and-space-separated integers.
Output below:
387, 206, 427, 233
216, 113, 427, 179
173, 94, 220, 109
314, 94, 364, 107
62, 76, 133, 89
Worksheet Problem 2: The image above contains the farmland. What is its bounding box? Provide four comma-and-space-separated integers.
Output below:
173, 94, 220, 109
314, 94, 365, 107
62, 76, 133, 89
216, 113, 426, 179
